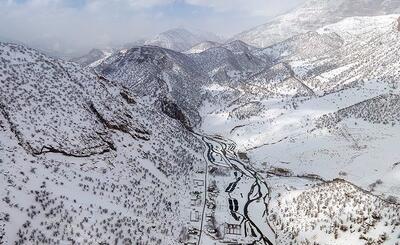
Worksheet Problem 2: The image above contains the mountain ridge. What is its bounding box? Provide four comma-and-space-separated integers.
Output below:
233, 0, 400, 47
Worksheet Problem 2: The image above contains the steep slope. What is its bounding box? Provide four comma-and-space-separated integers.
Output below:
0, 42, 206, 244
190, 40, 269, 83
0, 43, 150, 157
302, 15, 400, 93
233, 0, 400, 47
95, 45, 211, 127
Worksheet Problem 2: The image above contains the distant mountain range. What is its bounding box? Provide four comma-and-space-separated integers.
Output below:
71, 28, 224, 67
73, 0, 400, 66
144, 28, 223, 52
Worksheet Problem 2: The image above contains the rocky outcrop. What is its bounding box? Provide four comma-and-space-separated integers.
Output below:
88, 103, 150, 141
0, 42, 153, 157
120, 90, 136, 104
397, 16, 400, 31
160, 99, 192, 130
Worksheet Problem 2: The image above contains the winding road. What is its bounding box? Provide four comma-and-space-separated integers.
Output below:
195, 133, 276, 245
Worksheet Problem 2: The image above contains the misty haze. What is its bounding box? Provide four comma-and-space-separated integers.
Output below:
0, 0, 400, 244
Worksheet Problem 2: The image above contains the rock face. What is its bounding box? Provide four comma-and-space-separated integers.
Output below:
0, 43, 149, 156
233, 0, 400, 47
160, 99, 192, 130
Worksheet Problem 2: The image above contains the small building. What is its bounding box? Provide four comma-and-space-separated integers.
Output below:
190, 193, 202, 206
224, 223, 241, 236
193, 179, 204, 187
190, 210, 200, 222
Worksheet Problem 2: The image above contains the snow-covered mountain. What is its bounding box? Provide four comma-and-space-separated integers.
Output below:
70, 48, 114, 67
145, 28, 223, 52
233, 0, 400, 47
95, 46, 211, 128
71, 28, 223, 68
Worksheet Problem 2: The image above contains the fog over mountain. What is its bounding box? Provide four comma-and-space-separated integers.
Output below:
0, 0, 304, 57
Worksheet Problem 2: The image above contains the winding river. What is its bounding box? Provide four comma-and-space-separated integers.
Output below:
196, 133, 276, 245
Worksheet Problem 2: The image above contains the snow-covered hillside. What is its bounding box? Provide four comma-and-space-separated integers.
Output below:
189, 41, 268, 83
0, 42, 207, 244
71, 28, 223, 68
233, 0, 400, 47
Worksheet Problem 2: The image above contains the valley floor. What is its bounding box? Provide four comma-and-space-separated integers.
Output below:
196, 79, 400, 244
184, 132, 400, 245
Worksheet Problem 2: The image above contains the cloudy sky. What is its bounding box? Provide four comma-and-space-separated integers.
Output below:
0, 0, 305, 56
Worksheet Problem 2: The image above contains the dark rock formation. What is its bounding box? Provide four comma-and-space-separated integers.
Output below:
397, 16, 400, 31
160, 99, 192, 130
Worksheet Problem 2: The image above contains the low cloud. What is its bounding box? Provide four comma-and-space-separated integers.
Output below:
0, 0, 304, 57
186, 0, 303, 16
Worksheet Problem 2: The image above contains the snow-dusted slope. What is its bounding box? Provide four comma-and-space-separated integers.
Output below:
95, 45, 211, 127
184, 41, 221, 54
268, 179, 400, 244
0, 42, 206, 244
233, 0, 400, 47
189, 40, 270, 83
0, 43, 151, 156
145, 28, 222, 52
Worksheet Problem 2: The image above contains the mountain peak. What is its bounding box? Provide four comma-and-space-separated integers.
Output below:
144, 28, 222, 52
